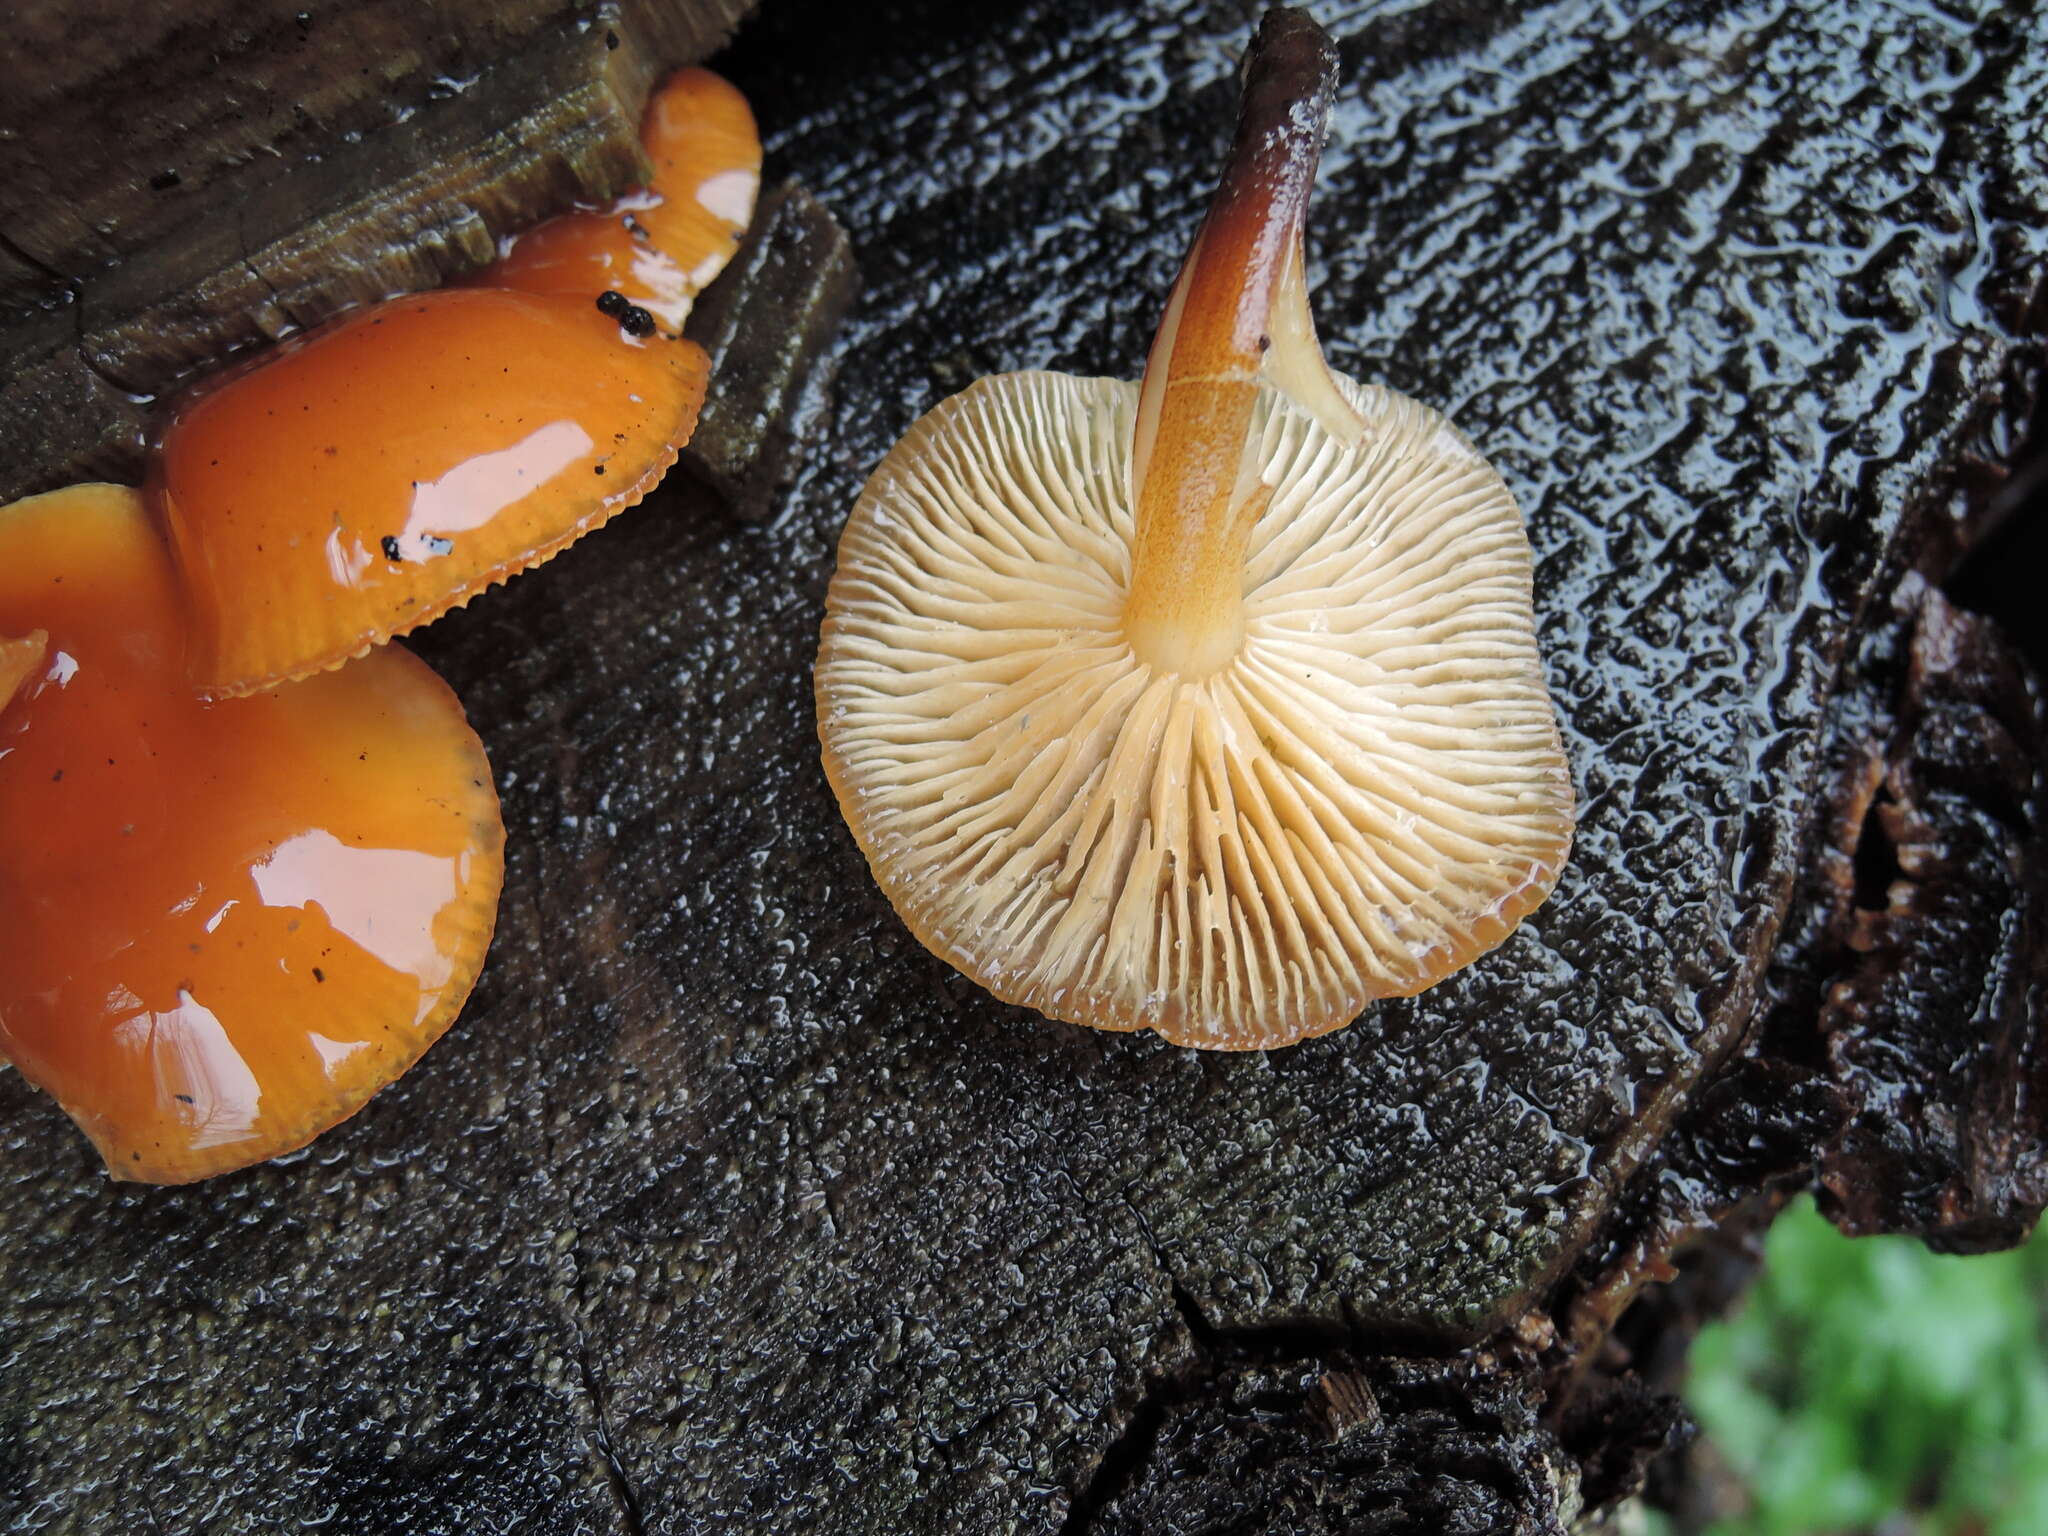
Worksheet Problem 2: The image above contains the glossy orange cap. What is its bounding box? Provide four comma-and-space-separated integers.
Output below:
0, 484, 506, 1183
478, 67, 761, 330
150, 287, 710, 698
0, 629, 47, 706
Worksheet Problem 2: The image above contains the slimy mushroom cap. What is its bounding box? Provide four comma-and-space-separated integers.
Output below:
150, 287, 710, 698
0, 629, 47, 707
475, 67, 761, 331
0, 484, 505, 1181
632, 67, 762, 279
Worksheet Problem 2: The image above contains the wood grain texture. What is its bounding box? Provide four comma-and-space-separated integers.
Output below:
0, 0, 757, 502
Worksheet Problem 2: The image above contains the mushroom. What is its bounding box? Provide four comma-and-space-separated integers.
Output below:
0, 484, 505, 1182
149, 287, 710, 698
146, 67, 768, 701
0, 629, 47, 706
815, 9, 1573, 1050
471, 66, 762, 333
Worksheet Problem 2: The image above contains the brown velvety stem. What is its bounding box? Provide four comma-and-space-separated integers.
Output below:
1123, 8, 1355, 677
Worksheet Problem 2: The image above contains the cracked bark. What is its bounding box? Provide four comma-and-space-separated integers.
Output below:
572, 1255, 653, 1536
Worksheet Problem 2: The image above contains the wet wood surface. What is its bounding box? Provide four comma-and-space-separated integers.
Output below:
0, 0, 757, 501
1, 1, 2045, 1532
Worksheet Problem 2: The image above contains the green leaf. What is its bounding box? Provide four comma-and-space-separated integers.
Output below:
1686, 1197, 2048, 1536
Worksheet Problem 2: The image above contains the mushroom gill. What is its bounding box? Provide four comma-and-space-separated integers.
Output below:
0, 484, 505, 1182
815, 9, 1574, 1050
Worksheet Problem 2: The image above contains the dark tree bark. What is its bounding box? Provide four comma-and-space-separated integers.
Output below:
2, 1, 2045, 1532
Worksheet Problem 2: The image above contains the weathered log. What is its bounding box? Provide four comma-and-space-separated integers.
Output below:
0, 0, 758, 503
2, 1, 2046, 1532
680, 180, 860, 521
1555, 557, 2048, 1523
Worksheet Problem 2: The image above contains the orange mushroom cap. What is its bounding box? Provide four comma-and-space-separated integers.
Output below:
475, 67, 761, 331
0, 484, 505, 1182
149, 287, 710, 698
0, 629, 47, 708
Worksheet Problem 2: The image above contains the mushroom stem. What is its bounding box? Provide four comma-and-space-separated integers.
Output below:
1123, 7, 1363, 677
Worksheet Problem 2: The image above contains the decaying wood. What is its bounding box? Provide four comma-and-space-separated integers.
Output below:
0, 0, 757, 503
1, 1, 2045, 1532
680, 180, 859, 521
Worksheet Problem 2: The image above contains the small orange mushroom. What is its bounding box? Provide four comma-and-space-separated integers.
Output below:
149, 287, 710, 698
0, 484, 505, 1182
474, 67, 761, 332
816, 9, 1574, 1049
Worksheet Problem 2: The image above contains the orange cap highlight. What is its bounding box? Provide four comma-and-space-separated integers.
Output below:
478, 68, 761, 331
150, 288, 709, 698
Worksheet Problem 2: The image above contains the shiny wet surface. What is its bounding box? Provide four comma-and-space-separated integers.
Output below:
150, 288, 709, 697
0, 2, 2043, 1531
0, 486, 503, 1182
475, 67, 762, 332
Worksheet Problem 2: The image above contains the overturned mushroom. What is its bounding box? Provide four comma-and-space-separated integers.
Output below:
0, 484, 504, 1181
150, 288, 710, 698
476, 66, 762, 333
816, 9, 1573, 1050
